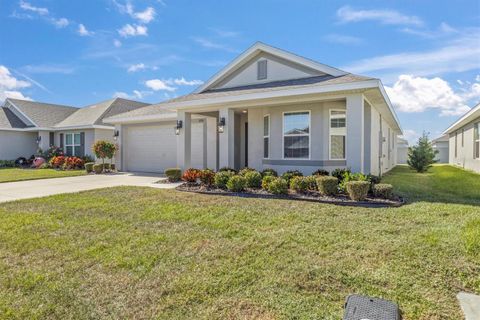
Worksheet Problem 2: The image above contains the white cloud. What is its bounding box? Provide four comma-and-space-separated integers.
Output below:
113, 39, 122, 47
21, 64, 74, 74
113, 90, 151, 100
476, 75, 480, 82
144, 79, 176, 91
127, 63, 146, 72
400, 22, 458, 39
78, 24, 93, 36
118, 24, 148, 37
323, 34, 364, 45
385, 75, 472, 116
166, 77, 203, 86
0, 65, 32, 102
19, 0, 48, 15
134, 7, 155, 24
209, 28, 239, 38
337, 6, 423, 26
192, 37, 237, 52
400, 129, 420, 144
342, 29, 480, 80
52, 17, 69, 28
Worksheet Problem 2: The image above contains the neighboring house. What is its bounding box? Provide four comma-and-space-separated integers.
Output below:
431, 134, 449, 163
396, 137, 409, 164
443, 103, 480, 173
0, 98, 148, 160
105, 42, 402, 176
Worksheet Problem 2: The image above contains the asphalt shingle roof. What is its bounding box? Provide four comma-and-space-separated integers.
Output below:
0, 107, 28, 129
8, 99, 78, 127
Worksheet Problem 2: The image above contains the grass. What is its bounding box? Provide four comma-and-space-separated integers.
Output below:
0, 165, 478, 319
0, 168, 85, 183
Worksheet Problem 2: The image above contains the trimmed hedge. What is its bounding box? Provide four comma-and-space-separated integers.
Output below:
85, 162, 95, 173
261, 175, 275, 190
93, 164, 103, 174
268, 178, 289, 195
110, 164, 116, 171
165, 168, 182, 182
182, 168, 200, 183
281, 170, 303, 184
244, 171, 262, 189
373, 183, 393, 199
218, 167, 237, 174
238, 167, 255, 176
227, 175, 246, 192
214, 171, 234, 189
261, 168, 278, 177
290, 176, 310, 193
316, 176, 338, 196
345, 181, 370, 201
199, 169, 215, 186
312, 169, 329, 176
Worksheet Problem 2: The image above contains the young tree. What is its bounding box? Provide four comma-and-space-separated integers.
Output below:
92, 140, 117, 172
407, 132, 438, 173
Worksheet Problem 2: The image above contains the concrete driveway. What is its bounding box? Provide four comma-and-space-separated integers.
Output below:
0, 172, 180, 203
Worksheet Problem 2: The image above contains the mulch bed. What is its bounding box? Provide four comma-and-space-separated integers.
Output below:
175, 183, 405, 208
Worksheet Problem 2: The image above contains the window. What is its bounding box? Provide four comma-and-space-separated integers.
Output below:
330, 110, 346, 159
283, 111, 310, 159
257, 60, 267, 80
475, 123, 479, 159
263, 115, 270, 158
65, 133, 81, 156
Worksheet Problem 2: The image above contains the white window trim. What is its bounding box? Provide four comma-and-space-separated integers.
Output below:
282, 110, 311, 160
328, 109, 347, 160
65, 133, 81, 157
263, 114, 270, 159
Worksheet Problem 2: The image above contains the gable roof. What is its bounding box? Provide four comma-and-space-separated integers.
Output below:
7, 98, 78, 127
0, 107, 28, 129
443, 102, 480, 134
54, 98, 149, 128
194, 42, 348, 93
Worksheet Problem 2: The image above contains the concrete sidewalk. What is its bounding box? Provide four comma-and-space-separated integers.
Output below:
0, 172, 180, 203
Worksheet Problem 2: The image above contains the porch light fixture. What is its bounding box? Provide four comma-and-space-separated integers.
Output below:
218, 117, 226, 133
36, 136, 41, 144
175, 120, 183, 135
113, 130, 120, 141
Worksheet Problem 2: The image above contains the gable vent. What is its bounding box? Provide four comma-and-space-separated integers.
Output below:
257, 60, 267, 80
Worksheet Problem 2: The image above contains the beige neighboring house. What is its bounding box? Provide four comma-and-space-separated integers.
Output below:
105, 42, 403, 176
443, 103, 480, 173
396, 137, 409, 164
0, 98, 148, 160
431, 134, 449, 163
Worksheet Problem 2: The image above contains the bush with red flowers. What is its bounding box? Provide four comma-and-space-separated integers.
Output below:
62, 157, 85, 170
49, 156, 65, 168
182, 168, 200, 183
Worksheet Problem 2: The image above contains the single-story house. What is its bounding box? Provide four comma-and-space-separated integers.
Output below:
0, 98, 148, 160
105, 42, 402, 176
396, 137, 409, 164
443, 102, 480, 173
431, 134, 449, 163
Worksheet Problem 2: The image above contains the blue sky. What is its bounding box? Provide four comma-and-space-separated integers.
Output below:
1, 0, 479, 143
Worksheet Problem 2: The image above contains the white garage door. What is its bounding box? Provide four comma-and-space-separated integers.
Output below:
124, 123, 177, 173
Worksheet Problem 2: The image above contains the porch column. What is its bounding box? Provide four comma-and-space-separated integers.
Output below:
205, 117, 217, 170
115, 124, 122, 170
218, 107, 235, 168
248, 108, 263, 171
176, 111, 191, 170
346, 94, 365, 173
37, 130, 50, 152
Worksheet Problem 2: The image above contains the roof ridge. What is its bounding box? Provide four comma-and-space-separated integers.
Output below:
7, 98, 78, 110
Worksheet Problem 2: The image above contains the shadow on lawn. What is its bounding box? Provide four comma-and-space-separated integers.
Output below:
382, 165, 480, 207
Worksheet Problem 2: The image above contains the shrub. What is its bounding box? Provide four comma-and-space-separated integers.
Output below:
312, 169, 329, 176
42, 145, 63, 160
0, 160, 16, 168
261, 168, 277, 177
38, 163, 50, 169
281, 170, 303, 184
408, 132, 438, 173
92, 140, 118, 172
262, 175, 275, 190
227, 175, 246, 192
268, 178, 289, 195
93, 164, 103, 174
339, 172, 368, 192
244, 171, 262, 189
218, 167, 237, 174
63, 157, 85, 170
182, 168, 200, 183
331, 168, 351, 182
110, 164, 116, 171
165, 168, 182, 182
373, 183, 393, 199
49, 156, 65, 168
290, 176, 309, 193
214, 170, 234, 189
199, 169, 215, 186
82, 155, 95, 163
345, 181, 370, 201
367, 174, 381, 193
316, 176, 338, 196
85, 162, 95, 173
305, 176, 317, 191
238, 167, 255, 176
103, 163, 111, 171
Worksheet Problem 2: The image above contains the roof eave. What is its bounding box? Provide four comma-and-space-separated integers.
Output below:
443, 103, 480, 135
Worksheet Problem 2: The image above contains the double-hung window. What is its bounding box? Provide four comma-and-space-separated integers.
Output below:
475, 123, 480, 159
65, 133, 81, 156
263, 115, 270, 158
330, 110, 346, 160
283, 111, 310, 159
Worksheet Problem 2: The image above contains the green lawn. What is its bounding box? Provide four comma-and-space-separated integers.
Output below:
0, 168, 85, 183
0, 165, 478, 319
